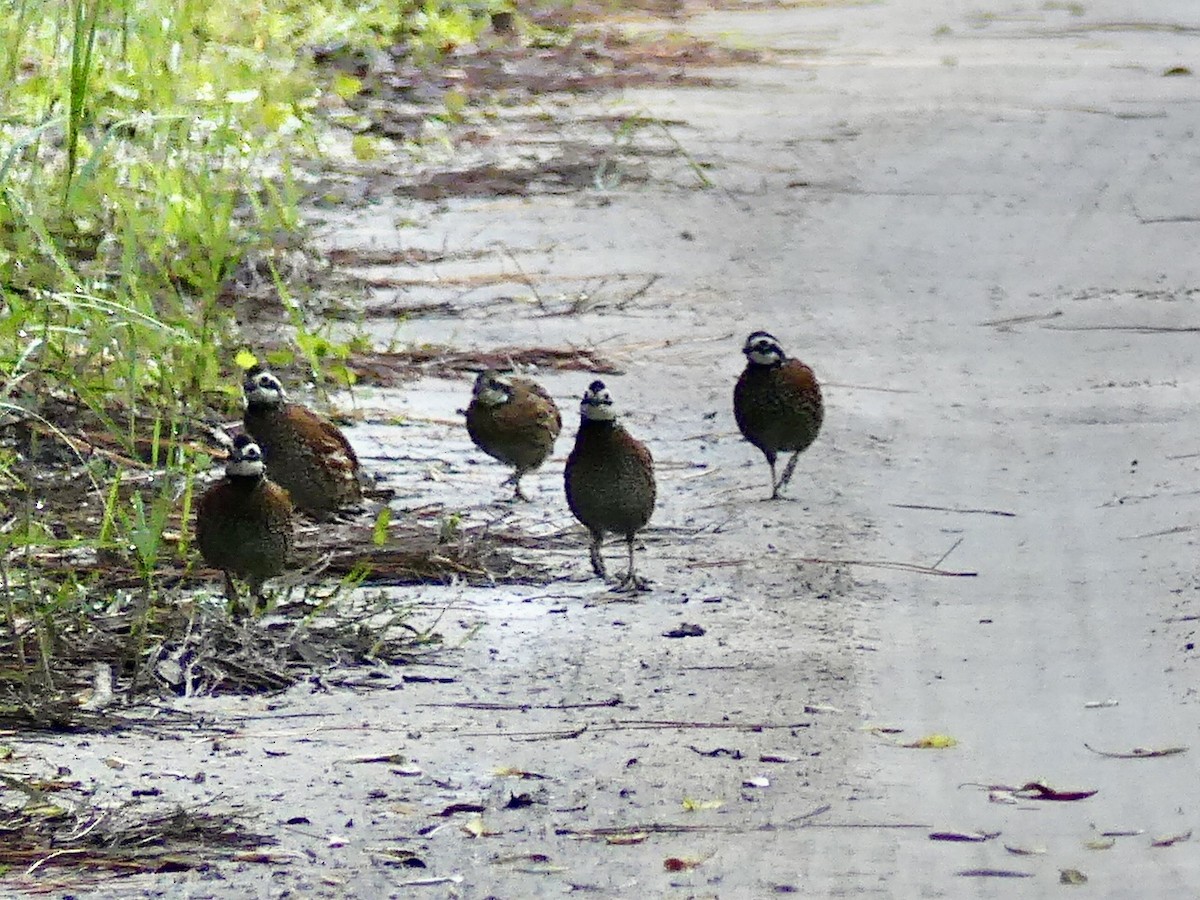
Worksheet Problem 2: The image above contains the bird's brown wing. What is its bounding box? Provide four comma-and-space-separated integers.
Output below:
289, 404, 360, 470
512, 379, 562, 437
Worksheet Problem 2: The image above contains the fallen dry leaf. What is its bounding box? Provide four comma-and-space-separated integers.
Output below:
1084, 837, 1115, 850
929, 830, 1000, 843
1013, 781, 1097, 801
605, 832, 649, 845
492, 766, 547, 779
1004, 844, 1046, 856
461, 814, 500, 838
1060, 868, 1088, 885
1083, 743, 1188, 759
436, 802, 487, 817
1150, 830, 1192, 847
957, 869, 1032, 878
664, 856, 706, 872
681, 797, 723, 811
349, 753, 407, 765
903, 734, 958, 749
232, 851, 305, 864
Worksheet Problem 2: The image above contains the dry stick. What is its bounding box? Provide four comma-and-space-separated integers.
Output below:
797, 556, 977, 577
450, 719, 812, 740
625, 273, 661, 303
557, 803, 833, 838
690, 556, 977, 577
1120, 524, 1199, 540
1043, 324, 1200, 333
931, 537, 965, 571
419, 697, 622, 712
980, 310, 1063, 327
891, 503, 1016, 517
823, 381, 917, 395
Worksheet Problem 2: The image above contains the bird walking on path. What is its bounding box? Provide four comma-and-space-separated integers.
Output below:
733, 331, 823, 500
196, 434, 293, 613
464, 370, 561, 501
242, 365, 361, 519
564, 380, 656, 591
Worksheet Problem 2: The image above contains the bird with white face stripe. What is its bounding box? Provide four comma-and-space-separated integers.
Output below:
564, 380, 656, 590
733, 331, 823, 499
196, 433, 293, 612
241, 365, 361, 519
464, 370, 562, 501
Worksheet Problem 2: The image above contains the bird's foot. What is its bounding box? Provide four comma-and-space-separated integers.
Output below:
611, 572, 652, 593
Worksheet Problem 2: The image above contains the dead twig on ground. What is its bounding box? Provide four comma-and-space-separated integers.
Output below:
892, 503, 1016, 517
690, 556, 978, 577
557, 803, 831, 839
419, 697, 622, 711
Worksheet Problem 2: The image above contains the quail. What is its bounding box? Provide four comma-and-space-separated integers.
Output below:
464, 370, 562, 501
733, 330, 824, 500
242, 365, 361, 519
564, 380, 656, 590
195, 434, 293, 611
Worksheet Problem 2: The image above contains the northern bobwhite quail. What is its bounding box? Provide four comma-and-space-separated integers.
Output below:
564, 380, 656, 590
195, 434, 293, 611
242, 365, 361, 519
464, 370, 562, 501
733, 331, 823, 500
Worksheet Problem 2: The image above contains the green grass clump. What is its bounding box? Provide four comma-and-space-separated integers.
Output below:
0, 0, 490, 706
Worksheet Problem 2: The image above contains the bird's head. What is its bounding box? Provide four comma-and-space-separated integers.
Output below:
243, 365, 287, 409
742, 331, 787, 367
580, 379, 617, 422
471, 370, 513, 407
227, 433, 266, 478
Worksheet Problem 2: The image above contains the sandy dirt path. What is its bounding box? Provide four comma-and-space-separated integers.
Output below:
15, 0, 1200, 897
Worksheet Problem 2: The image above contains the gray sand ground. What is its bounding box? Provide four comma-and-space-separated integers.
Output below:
11, 0, 1200, 896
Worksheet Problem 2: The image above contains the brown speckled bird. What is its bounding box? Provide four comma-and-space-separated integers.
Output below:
196, 434, 293, 611
733, 330, 823, 500
242, 365, 361, 519
564, 380, 656, 590
464, 370, 562, 501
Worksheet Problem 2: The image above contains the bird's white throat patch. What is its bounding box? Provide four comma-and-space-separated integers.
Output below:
746, 347, 782, 366
227, 457, 265, 478
244, 371, 287, 407
581, 403, 616, 421
476, 384, 510, 406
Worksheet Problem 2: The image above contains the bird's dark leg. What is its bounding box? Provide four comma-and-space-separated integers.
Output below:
613, 534, 651, 592
589, 531, 607, 578
502, 470, 530, 502
765, 450, 781, 500
777, 450, 802, 495
224, 572, 251, 620
511, 473, 529, 502
222, 571, 240, 604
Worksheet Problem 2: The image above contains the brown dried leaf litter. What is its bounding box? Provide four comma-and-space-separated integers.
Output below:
0, 773, 270, 884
